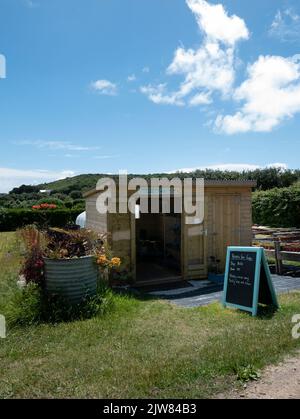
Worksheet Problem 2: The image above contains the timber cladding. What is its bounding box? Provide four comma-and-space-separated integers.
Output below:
84, 181, 255, 283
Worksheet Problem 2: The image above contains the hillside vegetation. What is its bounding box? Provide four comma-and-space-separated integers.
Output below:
1, 168, 300, 229
36, 167, 300, 193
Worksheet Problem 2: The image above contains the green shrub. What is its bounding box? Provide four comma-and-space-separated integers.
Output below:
4, 284, 43, 326
236, 364, 261, 383
36, 198, 65, 207
0, 208, 82, 232
253, 183, 300, 227
4, 283, 114, 326
69, 190, 82, 200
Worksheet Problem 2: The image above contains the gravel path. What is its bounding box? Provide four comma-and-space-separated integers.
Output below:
222, 352, 300, 399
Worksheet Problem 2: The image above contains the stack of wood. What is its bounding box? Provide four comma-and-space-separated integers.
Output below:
252, 225, 300, 277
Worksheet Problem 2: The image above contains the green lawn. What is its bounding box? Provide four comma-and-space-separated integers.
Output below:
0, 232, 300, 399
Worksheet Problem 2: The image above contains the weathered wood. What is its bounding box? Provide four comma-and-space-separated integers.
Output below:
274, 240, 283, 275
264, 248, 300, 266
279, 251, 300, 263
85, 182, 254, 283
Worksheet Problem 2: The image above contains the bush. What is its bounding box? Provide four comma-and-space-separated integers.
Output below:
69, 190, 82, 200
36, 198, 65, 207
253, 183, 300, 227
4, 284, 43, 326
0, 208, 82, 232
4, 284, 114, 326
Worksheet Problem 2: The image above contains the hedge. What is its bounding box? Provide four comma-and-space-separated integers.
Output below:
252, 184, 300, 228
0, 209, 83, 232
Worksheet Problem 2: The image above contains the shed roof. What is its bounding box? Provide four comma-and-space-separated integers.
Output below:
83, 180, 256, 199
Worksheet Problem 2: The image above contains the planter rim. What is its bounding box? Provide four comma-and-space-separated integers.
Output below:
43, 255, 95, 262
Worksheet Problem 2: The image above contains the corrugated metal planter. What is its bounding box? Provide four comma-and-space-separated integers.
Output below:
44, 256, 98, 304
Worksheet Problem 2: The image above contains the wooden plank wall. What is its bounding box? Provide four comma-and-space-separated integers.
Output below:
206, 187, 252, 271
108, 212, 132, 272
86, 186, 253, 281
85, 195, 108, 232
183, 187, 253, 278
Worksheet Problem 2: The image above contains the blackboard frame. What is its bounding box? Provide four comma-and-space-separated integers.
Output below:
222, 247, 279, 317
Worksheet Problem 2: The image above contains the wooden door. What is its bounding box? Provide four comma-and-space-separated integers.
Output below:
212, 194, 241, 269
182, 219, 207, 280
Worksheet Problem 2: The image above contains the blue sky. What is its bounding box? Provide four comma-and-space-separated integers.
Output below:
1, 0, 300, 192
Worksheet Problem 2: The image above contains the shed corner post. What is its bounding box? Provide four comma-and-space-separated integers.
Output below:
130, 212, 137, 283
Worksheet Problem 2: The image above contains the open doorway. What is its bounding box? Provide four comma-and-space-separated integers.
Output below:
135, 211, 182, 284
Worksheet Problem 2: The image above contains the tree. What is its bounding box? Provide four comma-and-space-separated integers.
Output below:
69, 190, 82, 200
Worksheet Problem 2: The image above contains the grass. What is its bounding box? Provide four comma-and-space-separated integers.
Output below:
0, 232, 300, 398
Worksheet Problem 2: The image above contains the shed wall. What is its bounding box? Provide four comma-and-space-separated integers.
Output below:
85, 185, 253, 281
85, 195, 108, 232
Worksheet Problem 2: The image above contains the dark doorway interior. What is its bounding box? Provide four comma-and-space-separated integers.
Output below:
135, 212, 182, 283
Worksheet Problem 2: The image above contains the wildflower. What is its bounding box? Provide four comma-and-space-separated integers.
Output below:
97, 255, 108, 266
111, 257, 121, 267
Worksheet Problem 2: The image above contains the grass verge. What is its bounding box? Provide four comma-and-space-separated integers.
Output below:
0, 232, 299, 398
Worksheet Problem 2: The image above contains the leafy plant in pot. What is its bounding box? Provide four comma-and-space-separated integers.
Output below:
19, 226, 121, 305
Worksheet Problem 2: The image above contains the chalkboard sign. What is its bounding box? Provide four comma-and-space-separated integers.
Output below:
222, 247, 279, 316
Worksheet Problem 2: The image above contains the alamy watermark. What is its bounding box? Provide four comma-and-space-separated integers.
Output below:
95, 172, 204, 225
0, 54, 6, 79
292, 314, 300, 339
0, 315, 6, 339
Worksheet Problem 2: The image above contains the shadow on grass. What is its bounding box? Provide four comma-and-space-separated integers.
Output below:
256, 304, 279, 320
234, 304, 278, 320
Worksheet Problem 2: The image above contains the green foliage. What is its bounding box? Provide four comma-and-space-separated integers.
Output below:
0, 232, 300, 398
236, 364, 261, 382
4, 283, 114, 326
2, 168, 300, 213
35, 168, 300, 195
4, 283, 43, 326
36, 198, 65, 207
253, 183, 300, 227
9, 184, 40, 195
0, 208, 82, 232
69, 190, 82, 200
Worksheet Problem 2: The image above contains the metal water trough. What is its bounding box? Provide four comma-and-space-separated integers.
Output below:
44, 256, 98, 304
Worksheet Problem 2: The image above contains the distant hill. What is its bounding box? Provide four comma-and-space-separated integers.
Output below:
2, 168, 300, 211
35, 168, 300, 195
37, 173, 107, 194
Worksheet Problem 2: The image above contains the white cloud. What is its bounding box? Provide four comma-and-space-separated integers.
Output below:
216, 55, 300, 134
269, 8, 300, 42
142, 67, 150, 73
170, 162, 288, 173
17, 140, 101, 152
127, 74, 136, 82
93, 155, 119, 159
167, 42, 235, 96
141, 0, 249, 107
189, 92, 212, 106
0, 168, 75, 193
140, 84, 185, 106
187, 0, 249, 45
90, 79, 118, 96
267, 162, 288, 170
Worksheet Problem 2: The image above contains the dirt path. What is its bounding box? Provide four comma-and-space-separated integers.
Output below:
223, 352, 300, 399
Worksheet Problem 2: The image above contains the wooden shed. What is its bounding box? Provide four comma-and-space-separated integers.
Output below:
84, 180, 256, 285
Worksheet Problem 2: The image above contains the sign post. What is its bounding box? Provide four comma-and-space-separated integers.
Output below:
222, 247, 279, 317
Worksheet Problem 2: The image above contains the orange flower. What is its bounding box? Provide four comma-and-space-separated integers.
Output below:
97, 255, 108, 266
111, 257, 121, 267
